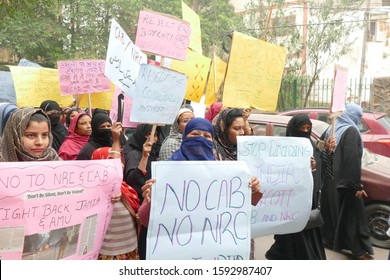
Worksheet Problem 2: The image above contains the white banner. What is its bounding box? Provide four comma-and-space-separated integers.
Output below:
237, 136, 313, 238
147, 161, 252, 260
105, 19, 147, 97
130, 64, 187, 125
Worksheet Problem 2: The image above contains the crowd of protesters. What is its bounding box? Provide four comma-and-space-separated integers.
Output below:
0, 100, 383, 260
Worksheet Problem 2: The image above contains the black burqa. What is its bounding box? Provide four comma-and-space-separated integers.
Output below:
123, 123, 159, 260
320, 104, 373, 257
265, 114, 326, 260
40, 100, 68, 152
76, 113, 112, 160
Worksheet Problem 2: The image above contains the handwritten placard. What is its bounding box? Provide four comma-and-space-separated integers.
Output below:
237, 136, 313, 238
223, 31, 286, 111
147, 161, 251, 260
8, 66, 73, 107
105, 18, 147, 97
135, 10, 191, 61
57, 60, 111, 95
0, 71, 16, 103
331, 65, 348, 113
0, 159, 122, 260
130, 64, 187, 124
171, 49, 211, 102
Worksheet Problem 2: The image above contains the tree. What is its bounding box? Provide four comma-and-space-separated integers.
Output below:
243, 0, 365, 107
0, 0, 66, 67
0, 0, 243, 67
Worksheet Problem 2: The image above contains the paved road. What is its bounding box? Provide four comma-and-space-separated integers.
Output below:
254, 235, 389, 260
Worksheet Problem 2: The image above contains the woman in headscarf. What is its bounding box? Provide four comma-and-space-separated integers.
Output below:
213, 108, 244, 161
265, 114, 326, 260
212, 108, 260, 259
158, 108, 194, 161
65, 107, 82, 128
39, 100, 68, 152
122, 123, 159, 260
137, 118, 261, 259
0, 102, 17, 136
76, 113, 113, 160
205, 102, 222, 123
0, 107, 60, 162
321, 103, 374, 260
58, 113, 91, 160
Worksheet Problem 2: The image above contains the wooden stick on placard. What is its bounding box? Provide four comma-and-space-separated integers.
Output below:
148, 56, 166, 145
87, 93, 92, 116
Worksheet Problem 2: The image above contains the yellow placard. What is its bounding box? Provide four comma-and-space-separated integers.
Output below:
182, 1, 202, 55
204, 54, 227, 106
77, 83, 115, 110
171, 49, 211, 103
8, 66, 73, 107
223, 31, 286, 111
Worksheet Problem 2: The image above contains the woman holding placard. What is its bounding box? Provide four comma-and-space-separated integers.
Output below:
265, 114, 326, 260
138, 118, 261, 260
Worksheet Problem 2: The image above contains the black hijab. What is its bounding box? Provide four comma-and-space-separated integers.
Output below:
89, 113, 113, 148
40, 100, 68, 151
286, 114, 312, 138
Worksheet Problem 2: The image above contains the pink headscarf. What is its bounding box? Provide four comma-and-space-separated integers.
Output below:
58, 113, 90, 160
205, 102, 222, 122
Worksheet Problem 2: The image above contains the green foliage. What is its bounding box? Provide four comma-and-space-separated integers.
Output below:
0, 0, 242, 66
243, 0, 365, 107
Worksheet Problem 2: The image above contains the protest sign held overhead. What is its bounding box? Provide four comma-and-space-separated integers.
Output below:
237, 136, 313, 238
105, 18, 147, 97
135, 10, 191, 61
223, 31, 286, 111
204, 55, 227, 106
147, 161, 252, 260
0, 159, 122, 260
330, 65, 348, 114
181, 1, 202, 55
130, 64, 187, 125
8, 66, 73, 107
57, 60, 111, 95
171, 49, 211, 103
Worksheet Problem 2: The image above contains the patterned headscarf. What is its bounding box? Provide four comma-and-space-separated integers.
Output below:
213, 108, 243, 161
0, 107, 60, 162
159, 108, 193, 161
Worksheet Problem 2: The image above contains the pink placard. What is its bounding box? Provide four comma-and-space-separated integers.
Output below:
110, 86, 138, 128
331, 66, 348, 113
0, 160, 122, 260
57, 60, 111, 95
135, 10, 191, 61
